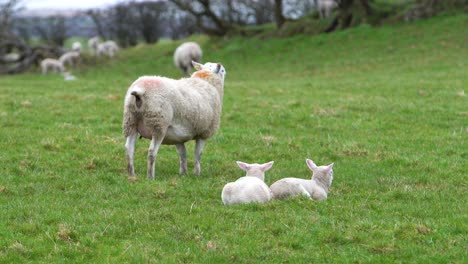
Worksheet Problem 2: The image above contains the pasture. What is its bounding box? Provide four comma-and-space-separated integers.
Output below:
0, 14, 466, 262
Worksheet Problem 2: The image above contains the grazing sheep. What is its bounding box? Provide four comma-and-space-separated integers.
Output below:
59, 51, 80, 67
174, 42, 203, 75
40, 58, 64, 74
72, 42, 82, 52
122, 61, 227, 179
221, 161, 274, 205
317, 0, 338, 19
97, 41, 119, 58
270, 159, 334, 201
88, 36, 100, 54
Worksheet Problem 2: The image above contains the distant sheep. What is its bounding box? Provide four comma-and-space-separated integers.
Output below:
40, 58, 64, 74
72, 42, 82, 52
174, 42, 203, 75
97, 40, 119, 58
59, 51, 80, 67
221, 161, 274, 205
317, 0, 338, 19
122, 61, 227, 179
88, 36, 100, 54
270, 159, 334, 201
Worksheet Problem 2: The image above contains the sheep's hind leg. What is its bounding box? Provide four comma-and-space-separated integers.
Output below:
125, 131, 138, 176
147, 134, 164, 180
175, 143, 188, 175
194, 139, 206, 176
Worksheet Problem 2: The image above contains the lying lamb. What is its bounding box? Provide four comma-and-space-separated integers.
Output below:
40, 58, 64, 74
174, 42, 203, 75
59, 51, 80, 67
221, 161, 274, 205
270, 159, 334, 201
122, 61, 227, 179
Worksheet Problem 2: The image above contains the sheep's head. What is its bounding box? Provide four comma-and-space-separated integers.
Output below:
192, 61, 226, 80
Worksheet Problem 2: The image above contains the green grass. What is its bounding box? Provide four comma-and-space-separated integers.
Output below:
0, 14, 467, 262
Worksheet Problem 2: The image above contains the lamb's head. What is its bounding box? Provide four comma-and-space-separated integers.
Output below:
191, 61, 226, 81
306, 159, 334, 188
236, 161, 274, 181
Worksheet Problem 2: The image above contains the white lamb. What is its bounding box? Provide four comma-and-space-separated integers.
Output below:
40, 58, 64, 74
122, 61, 227, 179
97, 40, 119, 58
317, 0, 338, 19
221, 161, 274, 205
72, 42, 82, 52
88, 36, 100, 55
270, 159, 334, 201
174, 42, 203, 75
59, 51, 80, 68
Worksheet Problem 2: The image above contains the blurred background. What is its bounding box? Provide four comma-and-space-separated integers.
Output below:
0, 0, 466, 74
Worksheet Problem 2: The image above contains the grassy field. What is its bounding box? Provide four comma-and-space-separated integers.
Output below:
0, 14, 466, 262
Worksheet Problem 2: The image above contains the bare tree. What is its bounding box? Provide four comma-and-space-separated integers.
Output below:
134, 1, 165, 44
0, 0, 23, 39
33, 16, 68, 46
86, 9, 110, 39
274, 0, 286, 28
169, 0, 230, 36
164, 5, 199, 39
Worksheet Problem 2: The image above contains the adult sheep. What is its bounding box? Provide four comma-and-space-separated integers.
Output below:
174, 42, 202, 75
122, 61, 227, 179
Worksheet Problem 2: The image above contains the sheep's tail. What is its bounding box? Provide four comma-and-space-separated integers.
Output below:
130, 87, 145, 108
122, 87, 145, 137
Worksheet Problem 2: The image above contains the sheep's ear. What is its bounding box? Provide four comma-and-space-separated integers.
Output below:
324, 163, 334, 173
306, 159, 317, 171
260, 161, 274, 172
236, 161, 250, 171
192, 61, 203, 70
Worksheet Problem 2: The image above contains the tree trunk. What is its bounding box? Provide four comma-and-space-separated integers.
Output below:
274, 0, 285, 28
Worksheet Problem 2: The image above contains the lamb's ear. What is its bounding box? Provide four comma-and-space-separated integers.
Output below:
192, 61, 203, 70
260, 161, 274, 172
306, 159, 318, 171
236, 161, 250, 171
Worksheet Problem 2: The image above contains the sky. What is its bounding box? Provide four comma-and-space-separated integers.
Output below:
22, 0, 124, 10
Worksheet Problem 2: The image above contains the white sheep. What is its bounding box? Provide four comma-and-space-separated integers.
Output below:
174, 42, 203, 75
88, 36, 100, 55
59, 51, 80, 67
40, 58, 64, 75
221, 161, 274, 205
270, 159, 334, 201
97, 40, 119, 58
317, 0, 338, 19
72, 42, 82, 52
122, 61, 227, 179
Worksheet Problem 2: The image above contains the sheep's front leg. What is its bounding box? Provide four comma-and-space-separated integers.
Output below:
147, 135, 164, 180
194, 139, 206, 176
175, 143, 188, 175
125, 131, 138, 176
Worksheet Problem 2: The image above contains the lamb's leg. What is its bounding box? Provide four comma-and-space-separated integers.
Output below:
125, 131, 138, 176
175, 143, 188, 175
194, 139, 206, 176
147, 134, 164, 179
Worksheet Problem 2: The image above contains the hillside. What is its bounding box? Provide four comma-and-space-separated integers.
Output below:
0, 14, 466, 262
